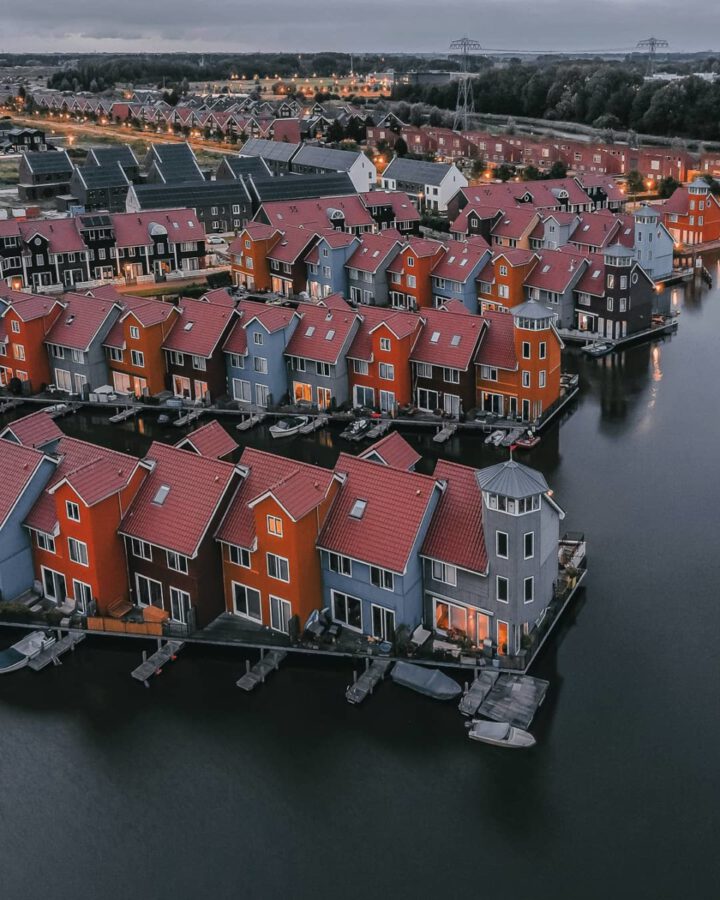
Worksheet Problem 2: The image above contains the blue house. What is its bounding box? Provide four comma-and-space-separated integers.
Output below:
317, 452, 444, 640
0, 436, 58, 601
306, 232, 359, 301
430, 237, 492, 312
223, 300, 300, 409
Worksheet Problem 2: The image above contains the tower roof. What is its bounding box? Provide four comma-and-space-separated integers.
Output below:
477, 459, 548, 498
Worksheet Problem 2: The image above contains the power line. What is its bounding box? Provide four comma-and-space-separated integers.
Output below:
449, 36, 482, 131
636, 37, 670, 76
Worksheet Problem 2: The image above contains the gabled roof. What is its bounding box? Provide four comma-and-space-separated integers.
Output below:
317, 453, 441, 575
259, 195, 374, 231
421, 460, 487, 573
490, 206, 539, 241
524, 248, 587, 293
162, 297, 236, 358
410, 307, 486, 370
19, 218, 84, 255
285, 301, 359, 364
358, 432, 421, 471
292, 143, 366, 173
216, 447, 335, 548
382, 156, 453, 186
0, 440, 54, 531
0, 410, 63, 450
120, 441, 237, 557
345, 230, 403, 273
0, 289, 64, 323
359, 190, 421, 222
45, 292, 120, 352
22, 149, 73, 176
347, 305, 420, 361
239, 138, 300, 163
266, 224, 320, 265
451, 202, 503, 235
569, 209, 622, 249
175, 420, 238, 460
201, 288, 237, 308
25, 436, 140, 534
475, 309, 517, 371
432, 237, 490, 283
112, 209, 203, 248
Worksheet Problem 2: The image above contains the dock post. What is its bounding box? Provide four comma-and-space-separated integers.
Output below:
142, 650, 147, 664
353, 669, 358, 683
365, 658, 370, 671
245, 659, 250, 674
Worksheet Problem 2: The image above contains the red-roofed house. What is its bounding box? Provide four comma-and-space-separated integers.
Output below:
662, 178, 720, 246
317, 453, 443, 639
229, 222, 282, 291
0, 290, 64, 390
215, 448, 340, 633
358, 432, 421, 471
386, 237, 445, 311
112, 209, 206, 281
478, 250, 539, 313
346, 305, 421, 411
0, 409, 63, 450
120, 442, 240, 627
410, 306, 487, 416
163, 297, 238, 402
256, 196, 375, 235
175, 420, 238, 460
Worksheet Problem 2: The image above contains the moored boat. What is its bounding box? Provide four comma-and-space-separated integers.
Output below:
340, 418, 372, 441
390, 661, 462, 700
0, 631, 56, 675
484, 429, 504, 446
466, 719, 536, 749
512, 431, 541, 450
583, 340, 613, 357
269, 416, 308, 438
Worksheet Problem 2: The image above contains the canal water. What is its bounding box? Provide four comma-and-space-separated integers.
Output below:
1, 271, 719, 899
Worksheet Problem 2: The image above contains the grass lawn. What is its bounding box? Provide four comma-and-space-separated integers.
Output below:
0, 157, 19, 186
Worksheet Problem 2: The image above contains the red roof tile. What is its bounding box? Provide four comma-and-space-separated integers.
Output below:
238, 299, 297, 333
112, 209, 204, 248
175, 420, 238, 459
45, 292, 120, 352
359, 432, 421, 471
574, 252, 608, 296
491, 206, 539, 240
19, 218, 84, 254
201, 288, 237, 308
524, 248, 587, 293
410, 307, 486, 370
285, 303, 359, 364
216, 447, 334, 548
451, 202, 503, 235
0, 290, 64, 323
345, 231, 403, 273
359, 190, 421, 222
347, 306, 420, 361
421, 460, 487, 573
475, 309, 517, 371
121, 442, 236, 557
432, 237, 489, 283
0, 441, 52, 529
0, 411, 63, 449
260, 196, 374, 231
317, 453, 440, 574
569, 210, 622, 249
266, 225, 320, 264
162, 297, 236, 357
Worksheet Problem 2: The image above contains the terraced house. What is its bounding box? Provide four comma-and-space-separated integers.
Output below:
305, 231, 360, 300
0, 289, 64, 391
345, 230, 404, 307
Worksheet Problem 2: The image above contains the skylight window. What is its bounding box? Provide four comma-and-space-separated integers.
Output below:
153, 484, 170, 505
326, 329, 335, 340
350, 498, 367, 519
184, 321, 194, 331
305, 325, 315, 337
430, 331, 440, 344
460, 258, 468, 267
450, 334, 461, 346
542, 265, 551, 273
592, 269, 601, 278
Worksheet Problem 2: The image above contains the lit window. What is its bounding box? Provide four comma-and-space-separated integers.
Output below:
267, 515, 283, 537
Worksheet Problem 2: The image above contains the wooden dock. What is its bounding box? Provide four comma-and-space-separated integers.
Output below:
236, 649, 287, 691
366, 419, 390, 440
131, 640, 185, 687
299, 414, 328, 434
0, 397, 23, 414
458, 669, 500, 716
237, 412, 266, 432
476, 673, 549, 729
346, 658, 394, 705
109, 407, 138, 424
173, 408, 205, 428
432, 422, 457, 443
27, 631, 86, 671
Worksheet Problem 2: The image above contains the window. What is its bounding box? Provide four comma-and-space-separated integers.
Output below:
66, 501, 80, 522
270, 595, 292, 634
415, 362, 432, 379
36, 532, 55, 553
407, 275, 416, 289
619, 298, 627, 312
499, 265, 508, 276
10, 320, 20, 334
522, 341, 531, 359
253, 357, 268, 374
73, 580, 93, 613
192, 355, 207, 371
443, 367, 460, 384
131, 538, 152, 561
350, 499, 367, 519
131, 349, 144, 367
50, 344, 65, 359
328, 552, 352, 576
166, 550, 189, 574
332, 590, 362, 631
379, 362, 394, 381
169, 351, 184, 366
253, 332, 264, 345
497, 575, 509, 603
496, 531, 508, 559
136, 574, 163, 608
68, 537, 88, 566
607, 298, 614, 312
267, 515, 283, 537
129, 325, 140, 340
108, 347, 123, 362
431, 561, 457, 586
522, 371, 531, 388
71, 350, 84, 364
480, 365, 498, 381
407, 256, 415, 267
524, 576, 534, 603
353, 359, 369, 375
267, 553, 289, 582
524, 532, 534, 559
317, 362, 331, 378
380, 337, 391, 351
539, 370, 546, 388
370, 566, 394, 591
539, 341, 547, 359
232, 582, 262, 621
13, 344, 25, 361
229, 545, 251, 568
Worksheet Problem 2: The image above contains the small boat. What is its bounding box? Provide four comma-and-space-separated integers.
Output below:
484, 429, 504, 445
466, 719, 536, 749
44, 403, 69, 417
512, 431, 541, 450
583, 340, 613, 357
340, 418, 372, 441
390, 661, 461, 701
0, 631, 56, 674
269, 416, 308, 438
157, 414, 170, 425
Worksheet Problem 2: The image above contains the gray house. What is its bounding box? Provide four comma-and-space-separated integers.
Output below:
421, 458, 564, 658
633, 204, 674, 280
44, 292, 122, 395
284, 300, 361, 409
345, 230, 403, 307
524, 247, 589, 329
381, 157, 468, 213
0, 435, 58, 601
224, 300, 300, 408
239, 138, 300, 175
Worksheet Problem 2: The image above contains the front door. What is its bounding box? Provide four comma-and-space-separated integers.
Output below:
317, 386, 331, 410
169, 587, 191, 624
497, 620, 509, 656
443, 393, 460, 417
255, 383, 270, 407
371, 605, 395, 641
270, 596, 292, 634
521, 399, 531, 421
42, 567, 67, 605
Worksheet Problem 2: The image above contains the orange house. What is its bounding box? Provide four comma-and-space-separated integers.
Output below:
386, 237, 445, 311
476, 302, 562, 422
103, 296, 179, 396
215, 448, 340, 634
229, 222, 281, 291
24, 434, 148, 615
346, 306, 421, 411
478, 250, 539, 313
662, 178, 720, 247
0, 290, 64, 391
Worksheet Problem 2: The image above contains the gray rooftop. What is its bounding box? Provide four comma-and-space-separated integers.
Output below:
218, 156, 272, 179
382, 156, 452, 187
292, 144, 363, 172
132, 180, 251, 210
477, 460, 549, 498
145, 143, 204, 183
511, 299, 557, 321
87, 145, 138, 169
74, 163, 130, 190
248, 172, 356, 203
23, 149, 73, 175
239, 138, 300, 164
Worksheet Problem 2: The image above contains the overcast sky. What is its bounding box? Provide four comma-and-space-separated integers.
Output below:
2, 1, 718, 54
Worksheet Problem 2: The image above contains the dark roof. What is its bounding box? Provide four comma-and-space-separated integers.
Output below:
292, 144, 363, 172
131, 180, 251, 210
146, 142, 204, 183
240, 138, 300, 164
87, 145, 138, 169
383, 156, 452, 187
73, 163, 129, 191
248, 172, 355, 204
218, 156, 271, 179
22, 149, 73, 176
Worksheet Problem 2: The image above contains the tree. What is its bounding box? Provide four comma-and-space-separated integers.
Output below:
326, 120, 344, 143
702, 174, 720, 195
496, 164, 515, 182
394, 137, 408, 157
523, 165, 542, 181
470, 157, 485, 178
626, 170, 645, 195
546, 160, 568, 179
658, 176, 681, 199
